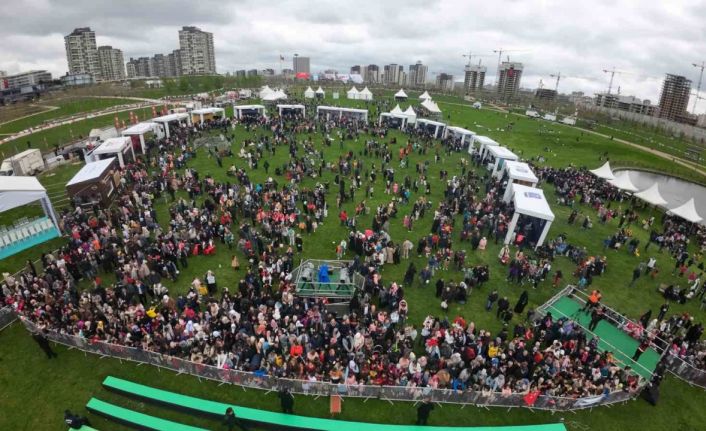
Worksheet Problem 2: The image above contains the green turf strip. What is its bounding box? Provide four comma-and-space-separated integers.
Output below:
86, 398, 207, 431
103, 376, 567, 431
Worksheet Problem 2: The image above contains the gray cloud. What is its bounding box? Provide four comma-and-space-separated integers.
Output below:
1, 0, 705, 112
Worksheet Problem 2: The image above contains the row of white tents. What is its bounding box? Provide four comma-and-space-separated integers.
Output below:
590, 161, 703, 223
259, 86, 288, 101
346, 86, 374, 101
303, 86, 326, 99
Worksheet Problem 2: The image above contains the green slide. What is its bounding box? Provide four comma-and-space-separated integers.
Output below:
103, 376, 567, 431
86, 398, 208, 431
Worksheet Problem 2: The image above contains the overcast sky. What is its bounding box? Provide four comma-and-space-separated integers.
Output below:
2, 0, 706, 112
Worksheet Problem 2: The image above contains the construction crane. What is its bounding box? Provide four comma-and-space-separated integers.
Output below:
692, 61, 705, 112
492, 48, 528, 85
462, 51, 492, 67
549, 72, 562, 92
602, 67, 631, 95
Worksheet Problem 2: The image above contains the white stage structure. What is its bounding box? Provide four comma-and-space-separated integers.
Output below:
277, 104, 306, 116
416, 118, 447, 139
316, 106, 368, 123
153, 112, 190, 139
589, 161, 615, 181
609, 171, 639, 193
190, 107, 225, 125
233, 104, 267, 120
504, 184, 555, 249
0, 176, 59, 228
122, 122, 158, 154
633, 183, 668, 207
668, 198, 703, 224
445, 126, 476, 147
304, 87, 315, 99
502, 161, 539, 202
485, 146, 519, 177
475, 135, 500, 160
91, 137, 134, 168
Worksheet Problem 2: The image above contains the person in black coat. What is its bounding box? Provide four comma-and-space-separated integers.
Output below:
496, 297, 510, 318
33, 329, 57, 359
64, 410, 91, 429
279, 388, 294, 413
514, 290, 529, 314
416, 399, 434, 425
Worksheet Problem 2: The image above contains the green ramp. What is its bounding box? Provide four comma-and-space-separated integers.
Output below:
548, 296, 660, 379
103, 376, 567, 431
86, 398, 207, 431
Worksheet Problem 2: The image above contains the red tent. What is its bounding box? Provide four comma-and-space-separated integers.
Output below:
295, 72, 310, 80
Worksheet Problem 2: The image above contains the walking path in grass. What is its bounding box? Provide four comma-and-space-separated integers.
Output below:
0, 104, 59, 128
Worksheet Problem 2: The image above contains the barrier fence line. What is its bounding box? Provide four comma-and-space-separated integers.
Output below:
13, 317, 638, 411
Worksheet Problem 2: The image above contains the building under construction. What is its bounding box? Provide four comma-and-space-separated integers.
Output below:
535, 88, 557, 101
658, 74, 695, 124
464, 64, 486, 94
497, 62, 523, 100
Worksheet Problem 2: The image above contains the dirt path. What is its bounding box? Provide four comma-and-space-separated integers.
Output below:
0, 104, 59, 127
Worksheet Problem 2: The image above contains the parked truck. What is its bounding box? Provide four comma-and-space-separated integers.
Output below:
0, 148, 45, 176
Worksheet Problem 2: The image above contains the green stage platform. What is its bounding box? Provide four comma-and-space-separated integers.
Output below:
547, 296, 660, 380
103, 376, 567, 431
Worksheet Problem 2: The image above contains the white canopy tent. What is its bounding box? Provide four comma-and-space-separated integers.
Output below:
391, 105, 404, 114
475, 135, 500, 160
395, 89, 408, 100
419, 91, 432, 100
668, 198, 703, 224
91, 136, 134, 168
122, 122, 158, 154
233, 104, 267, 120
277, 104, 306, 116
403, 106, 417, 124
359, 87, 373, 101
415, 118, 447, 139
486, 145, 519, 178
444, 126, 476, 148
259, 85, 274, 99
263, 89, 287, 102
502, 161, 539, 202
191, 107, 226, 125
504, 184, 555, 249
66, 157, 116, 187
304, 87, 315, 99
0, 176, 58, 229
608, 171, 639, 193
153, 112, 190, 139
420, 98, 442, 115
316, 106, 368, 123
379, 105, 412, 129
633, 183, 668, 207
589, 161, 615, 181
347, 86, 360, 100
315, 87, 325, 98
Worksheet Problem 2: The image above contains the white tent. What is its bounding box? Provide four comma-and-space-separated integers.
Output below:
153, 112, 190, 138
395, 89, 408, 100
122, 122, 158, 153
633, 183, 668, 207
668, 198, 703, 224
304, 87, 315, 99
233, 104, 267, 120
379, 105, 414, 129
0, 176, 58, 228
608, 171, 639, 193
316, 106, 368, 123
589, 161, 615, 181
277, 104, 306, 116
315, 87, 325, 98
416, 118, 446, 139
347, 86, 360, 100
191, 107, 225, 125
486, 145, 519, 178
419, 91, 432, 100
91, 136, 134, 168
259, 85, 274, 99
502, 161, 539, 202
359, 87, 373, 101
391, 104, 404, 114
444, 126, 476, 148
475, 135, 500, 160
504, 184, 555, 249
403, 106, 417, 124
420, 98, 442, 114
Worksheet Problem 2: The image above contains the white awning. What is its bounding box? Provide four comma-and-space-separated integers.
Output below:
446, 126, 476, 137
633, 183, 668, 207
93, 137, 131, 155
66, 158, 116, 186
153, 113, 189, 123
419, 91, 431, 100
233, 104, 265, 110
0, 176, 49, 214
395, 89, 408, 98
474, 135, 499, 147
191, 107, 225, 115
512, 184, 555, 221
277, 104, 305, 110
122, 122, 158, 135
608, 171, 639, 193
668, 198, 703, 224
589, 161, 615, 181
504, 160, 538, 183
416, 118, 446, 128
487, 145, 518, 161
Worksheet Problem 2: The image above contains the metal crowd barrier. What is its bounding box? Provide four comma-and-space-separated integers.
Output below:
0, 307, 17, 331
663, 354, 706, 390
18, 318, 639, 411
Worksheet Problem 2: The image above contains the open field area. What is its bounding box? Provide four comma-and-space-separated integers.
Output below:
1, 89, 705, 431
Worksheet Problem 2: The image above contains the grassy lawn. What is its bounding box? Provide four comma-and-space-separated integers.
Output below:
0, 97, 139, 134
1, 91, 705, 430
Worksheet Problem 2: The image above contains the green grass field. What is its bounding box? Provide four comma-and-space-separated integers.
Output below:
1, 91, 705, 430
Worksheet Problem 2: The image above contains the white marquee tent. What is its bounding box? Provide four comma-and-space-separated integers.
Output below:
263, 89, 287, 102
589, 161, 615, 181
379, 105, 413, 129
304, 87, 315, 99
233, 104, 267, 120
153, 112, 190, 139
259, 86, 274, 99
0, 176, 59, 228
475, 135, 500, 160
395, 89, 408, 100
315, 87, 325, 98
404, 106, 417, 124
416, 118, 447, 139
419, 91, 432, 100
420, 98, 442, 114
633, 183, 668, 207
191, 107, 225, 125
316, 106, 368, 123
608, 171, 639, 193
91, 136, 134, 168
504, 184, 555, 248
277, 104, 306, 116
359, 87, 373, 101
486, 145, 519, 178
122, 122, 159, 154
502, 161, 539, 202
667, 198, 703, 224
445, 126, 476, 148
347, 86, 360, 100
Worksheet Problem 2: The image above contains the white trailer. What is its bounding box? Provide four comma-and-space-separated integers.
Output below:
0, 148, 45, 176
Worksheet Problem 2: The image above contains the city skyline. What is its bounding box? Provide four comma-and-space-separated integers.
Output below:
2, 1, 706, 112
